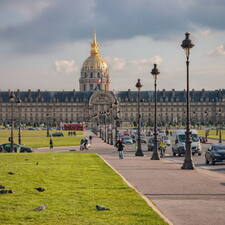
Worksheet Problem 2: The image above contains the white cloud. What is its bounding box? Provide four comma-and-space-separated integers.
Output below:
105, 57, 127, 71
208, 45, 225, 56
130, 56, 163, 71
55, 60, 78, 73
105, 56, 163, 72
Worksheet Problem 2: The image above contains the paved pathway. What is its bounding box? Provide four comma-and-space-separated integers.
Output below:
35, 132, 225, 225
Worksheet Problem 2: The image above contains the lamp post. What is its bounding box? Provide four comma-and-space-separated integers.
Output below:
151, 64, 160, 160
110, 104, 114, 145
107, 110, 110, 144
104, 111, 107, 142
219, 109, 222, 143
9, 92, 15, 152
135, 78, 144, 156
46, 113, 50, 137
114, 115, 119, 146
181, 32, 195, 170
17, 97, 22, 145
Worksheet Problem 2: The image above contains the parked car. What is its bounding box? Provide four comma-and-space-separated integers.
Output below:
147, 137, 159, 151
0, 143, 32, 153
52, 132, 64, 137
122, 136, 133, 144
205, 144, 225, 165
147, 137, 154, 151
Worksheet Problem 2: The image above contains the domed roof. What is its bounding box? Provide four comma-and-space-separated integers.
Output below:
81, 33, 108, 71
82, 54, 107, 70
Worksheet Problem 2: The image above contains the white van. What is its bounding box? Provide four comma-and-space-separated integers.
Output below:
171, 129, 202, 156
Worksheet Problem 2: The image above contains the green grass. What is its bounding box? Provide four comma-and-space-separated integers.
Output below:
197, 129, 225, 140
0, 129, 84, 148
0, 153, 167, 225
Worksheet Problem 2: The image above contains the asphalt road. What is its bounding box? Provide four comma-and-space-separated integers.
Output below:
124, 140, 225, 176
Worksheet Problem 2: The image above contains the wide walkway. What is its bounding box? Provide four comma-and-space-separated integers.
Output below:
88, 132, 225, 225
35, 132, 225, 225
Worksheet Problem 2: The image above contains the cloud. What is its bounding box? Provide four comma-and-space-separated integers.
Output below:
105, 56, 163, 73
55, 60, 78, 73
105, 57, 127, 71
1, 0, 225, 53
208, 45, 225, 56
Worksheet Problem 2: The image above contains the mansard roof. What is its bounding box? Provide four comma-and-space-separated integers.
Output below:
0, 89, 224, 103
0, 90, 93, 103
115, 89, 225, 102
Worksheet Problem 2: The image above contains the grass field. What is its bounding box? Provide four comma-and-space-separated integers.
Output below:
0, 153, 167, 225
0, 129, 83, 148
197, 129, 225, 140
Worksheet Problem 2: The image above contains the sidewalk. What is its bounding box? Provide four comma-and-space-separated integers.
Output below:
88, 132, 225, 225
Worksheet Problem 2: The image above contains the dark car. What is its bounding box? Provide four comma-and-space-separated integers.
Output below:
205, 144, 225, 165
51, 132, 64, 137
0, 143, 32, 153
147, 137, 159, 151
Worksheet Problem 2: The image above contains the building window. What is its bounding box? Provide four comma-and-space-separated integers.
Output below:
90, 84, 94, 90
97, 73, 100, 78
90, 72, 93, 78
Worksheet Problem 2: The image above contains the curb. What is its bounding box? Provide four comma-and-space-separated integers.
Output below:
97, 153, 173, 225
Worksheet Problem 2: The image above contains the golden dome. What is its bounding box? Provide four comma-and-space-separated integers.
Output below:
81, 33, 108, 71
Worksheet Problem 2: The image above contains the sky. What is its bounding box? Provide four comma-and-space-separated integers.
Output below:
0, 0, 225, 91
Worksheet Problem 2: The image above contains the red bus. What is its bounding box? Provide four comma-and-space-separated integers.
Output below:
64, 123, 85, 131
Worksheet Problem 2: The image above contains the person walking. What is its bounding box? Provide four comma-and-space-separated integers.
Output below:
89, 135, 93, 144
84, 137, 88, 150
49, 137, 53, 150
116, 139, 125, 159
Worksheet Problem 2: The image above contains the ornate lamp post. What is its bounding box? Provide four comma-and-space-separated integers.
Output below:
110, 104, 114, 145
151, 64, 160, 160
114, 114, 119, 146
46, 113, 50, 137
17, 97, 22, 145
107, 110, 110, 144
219, 109, 222, 143
181, 32, 195, 170
9, 92, 15, 152
135, 78, 144, 156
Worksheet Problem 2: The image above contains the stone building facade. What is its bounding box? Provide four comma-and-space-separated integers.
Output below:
0, 34, 224, 127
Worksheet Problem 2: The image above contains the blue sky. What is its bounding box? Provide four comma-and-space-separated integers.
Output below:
0, 0, 225, 91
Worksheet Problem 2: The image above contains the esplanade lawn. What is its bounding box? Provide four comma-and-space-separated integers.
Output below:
0, 129, 83, 148
0, 153, 167, 225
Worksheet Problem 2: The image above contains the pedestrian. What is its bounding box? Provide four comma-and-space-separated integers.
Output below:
84, 137, 88, 150
116, 139, 125, 159
49, 138, 53, 150
89, 135, 93, 144
80, 139, 85, 151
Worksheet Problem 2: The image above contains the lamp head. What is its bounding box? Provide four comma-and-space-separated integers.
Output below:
181, 32, 194, 57
151, 64, 160, 79
135, 78, 142, 91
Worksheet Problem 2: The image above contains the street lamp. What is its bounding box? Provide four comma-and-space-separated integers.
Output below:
46, 113, 50, 137
135, 78, 144, 156
107, 110, 110, 144
9, 92, 15, 152
181, 32, 195, 170
218, 109, 222, 143
110, 104, 114, 145
17, 97, 22, 145
151, 64, 160, 160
